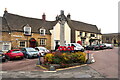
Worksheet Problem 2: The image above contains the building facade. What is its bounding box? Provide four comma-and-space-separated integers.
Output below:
50, 11, 102, 50
1, 9, 102, 51
1, 9, 57, 52
102, 33, 120, 46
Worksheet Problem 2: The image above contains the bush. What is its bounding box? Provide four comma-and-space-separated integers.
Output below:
44, 51, 87, 66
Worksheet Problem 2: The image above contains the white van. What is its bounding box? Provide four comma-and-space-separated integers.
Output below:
65, 43, 84, 52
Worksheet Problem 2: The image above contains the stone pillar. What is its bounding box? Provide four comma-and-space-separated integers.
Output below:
60, 21, 65, 46
59, 10, 66, 46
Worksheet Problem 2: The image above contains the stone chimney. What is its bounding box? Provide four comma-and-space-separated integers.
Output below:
4, 8, 8, 14
56, 15, 59, 21
67, 13, 71, 19
99, 28, 101, 33
42, 13, 46, 21
60, 10, 64, 15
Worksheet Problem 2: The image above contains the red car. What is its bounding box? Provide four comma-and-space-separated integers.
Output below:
5, 49, 24, 60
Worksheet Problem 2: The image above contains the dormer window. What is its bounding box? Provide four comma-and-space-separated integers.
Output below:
24, 24, 31, 35
40, 29, 45, 35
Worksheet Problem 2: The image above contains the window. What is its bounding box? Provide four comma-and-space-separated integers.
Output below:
19, 41, 25, 47
80, 32, 82, 36
85, 33, 87, 37
90, 34, 95, 37
24, 24, 31, 35
106, 37, 109, 40
40, 29, 45, 35
40, 38, 46, 45
3, 45, 9, 50
2, 42, 11, 51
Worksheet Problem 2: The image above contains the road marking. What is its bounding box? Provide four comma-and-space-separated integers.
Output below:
36, 65, 48, 70
37, 64, 87, 72
43, 71, 57, 72
56, 64, 87, 71
0, 71, 7, 73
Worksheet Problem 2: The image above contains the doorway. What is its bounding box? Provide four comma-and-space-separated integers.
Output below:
29, 38, 36, 48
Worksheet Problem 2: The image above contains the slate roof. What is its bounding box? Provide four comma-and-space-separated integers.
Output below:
2, 11, 101, 34
3, 12, 57, 34
102, 33, 120, 37
67, 19, 101, 34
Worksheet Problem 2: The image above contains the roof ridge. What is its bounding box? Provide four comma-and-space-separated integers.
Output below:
70, 20, 96, 26
5, 12, 56, 22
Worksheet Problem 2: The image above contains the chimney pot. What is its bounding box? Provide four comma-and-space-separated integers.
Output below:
67, 13, 71, 19
60, 10, 64, 15
42, 13, 46, 21
4, 8, 8, 14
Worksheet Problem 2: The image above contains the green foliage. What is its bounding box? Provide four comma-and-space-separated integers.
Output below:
44, 51, 87, 65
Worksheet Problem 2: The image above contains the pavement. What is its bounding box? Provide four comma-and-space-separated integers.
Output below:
1, 65, 104, 78
88, 47, 118, 78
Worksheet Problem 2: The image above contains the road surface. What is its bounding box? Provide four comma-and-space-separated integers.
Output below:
88, 47, 118, 78
0, 47, 118, 78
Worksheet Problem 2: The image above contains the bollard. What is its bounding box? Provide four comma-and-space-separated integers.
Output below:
86, 51, 91, 64
37, 53, 41, 65
91, 53, 95, 63
86, 51, 95, 64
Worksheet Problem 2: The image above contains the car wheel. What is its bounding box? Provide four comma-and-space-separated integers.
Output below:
81, 49, 84, 52
20, 57, 24, 60
93, 48, 95, 51
26, 55, 29, 59
6, 56, 11, 61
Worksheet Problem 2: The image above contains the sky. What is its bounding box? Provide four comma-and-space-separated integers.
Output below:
0, 0, 119, 34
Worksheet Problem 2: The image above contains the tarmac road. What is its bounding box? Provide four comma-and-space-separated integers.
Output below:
87, 47, 118, 78
1, 58, 44, 71
0, 48, 118, 78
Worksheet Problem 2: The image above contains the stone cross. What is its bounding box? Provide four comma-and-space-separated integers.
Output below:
59, 10, 66, 46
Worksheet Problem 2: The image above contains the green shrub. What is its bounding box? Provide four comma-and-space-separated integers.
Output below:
44, 51, 87, 65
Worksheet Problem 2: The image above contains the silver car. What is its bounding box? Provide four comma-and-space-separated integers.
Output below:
20, 48, 39, 59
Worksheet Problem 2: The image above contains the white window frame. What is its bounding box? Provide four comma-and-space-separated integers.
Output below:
40, 29, 45, 35
80, 32, 82, 36
2, 42, 11, 51
40, 38, 46, 45
19, 41, 26, 47
24, 24, 31, 35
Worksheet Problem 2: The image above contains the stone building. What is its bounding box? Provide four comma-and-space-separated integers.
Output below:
0, 9, 57, 52
1, 9, 102, 51
50, 10, 102, 50
102, 33, 120, 46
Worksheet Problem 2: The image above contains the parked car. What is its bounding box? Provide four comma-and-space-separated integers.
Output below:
20, 47, 39, 59
35, 47, 49, 56
98, 44, 106, 50
0, 50, 6, 62
65, 43, 84, 52
85, 44, 100, 50
5, 49, 24, 60
103, 43, 114, 49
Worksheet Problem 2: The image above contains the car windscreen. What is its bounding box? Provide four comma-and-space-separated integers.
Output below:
74, 44, 82, 47
12, 50, 21, 53
26, 48, 37, 52
39, 48, 46, 51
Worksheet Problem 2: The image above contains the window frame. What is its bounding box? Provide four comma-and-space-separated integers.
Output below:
19, 41, 26, 47
80, 32, 82, 36
40, 38, 46, 46
2, 42, 11, 51
85, 32, 87, 37
24, 25, 31, 35
40, 29, 46, 35
90, 34, 95, 37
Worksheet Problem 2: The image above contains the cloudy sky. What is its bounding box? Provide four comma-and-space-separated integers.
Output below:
0, 0, 119, 34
